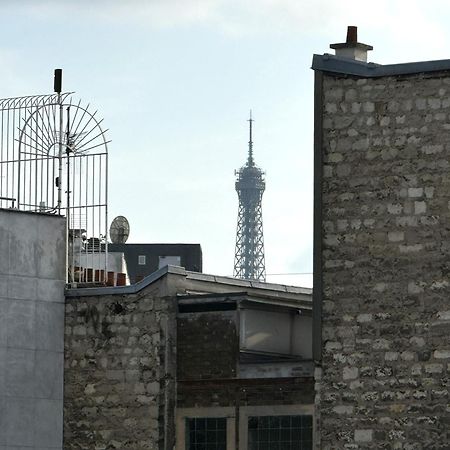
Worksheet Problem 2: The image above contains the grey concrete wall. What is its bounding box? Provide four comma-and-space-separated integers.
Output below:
316, 72, 450, 448
0, 209, 66, 450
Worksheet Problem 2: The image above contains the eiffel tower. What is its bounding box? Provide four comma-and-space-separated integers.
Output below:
233, 111, 266, 281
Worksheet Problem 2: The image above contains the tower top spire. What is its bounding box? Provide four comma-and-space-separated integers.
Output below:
247, 110, 254, 167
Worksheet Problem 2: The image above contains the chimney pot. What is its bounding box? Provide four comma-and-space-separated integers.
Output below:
346, 26, 357, 44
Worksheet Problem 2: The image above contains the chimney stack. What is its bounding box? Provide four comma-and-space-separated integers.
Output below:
330, 26, 373, 62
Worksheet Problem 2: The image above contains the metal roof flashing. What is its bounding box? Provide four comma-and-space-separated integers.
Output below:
65, 264, 312, 298
312, 53, 450, 78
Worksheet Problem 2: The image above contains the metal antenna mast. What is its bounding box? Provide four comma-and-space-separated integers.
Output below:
233, 111, 266, 281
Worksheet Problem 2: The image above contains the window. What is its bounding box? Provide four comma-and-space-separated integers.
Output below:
138, 255, 146, 265
159, 255, 181, 269
248, 415, 312, 450
186, 417, 227, 450
240, 308, 312, 359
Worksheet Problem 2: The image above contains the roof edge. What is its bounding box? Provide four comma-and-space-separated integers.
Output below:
65, 265, 186, 297
65, 265, 312, 298
312, 53, 450, 78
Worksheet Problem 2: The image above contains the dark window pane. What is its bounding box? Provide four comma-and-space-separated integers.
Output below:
269, 429, 280, 442
292, 428, 301, 441
259, 416, 269, 428
281, 416, 291, 428
291, 416, 301, 428
302, 416, 312, 428
280, 428, 290, 441
248, 416, 258, 429
186, 417, 226, 450
247, 415, 313, 450
259, 429, 269, 442
196, 431, 206, 443
217, 430, 226, 442
248, 429, 258, 443
269, 416, 280, 428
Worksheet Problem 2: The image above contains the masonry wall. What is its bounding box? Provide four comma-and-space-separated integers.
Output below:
177, 311, 238, 380
0, 209, 66, 450
64, 284, 177, 450
316, 71, 450, 448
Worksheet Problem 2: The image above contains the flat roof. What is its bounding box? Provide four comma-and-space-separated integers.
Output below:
312, 53, 450, 77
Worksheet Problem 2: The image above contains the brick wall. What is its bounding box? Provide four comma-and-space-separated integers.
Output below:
64, 287, 176, 449
178, 378, 314, 408
177, 311, 238, 380
317, 72, 450, 448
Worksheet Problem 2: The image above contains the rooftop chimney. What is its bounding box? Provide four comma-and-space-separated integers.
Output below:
330, 26, 373, 62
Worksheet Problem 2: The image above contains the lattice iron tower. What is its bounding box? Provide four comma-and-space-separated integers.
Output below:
233, 111, 266, 281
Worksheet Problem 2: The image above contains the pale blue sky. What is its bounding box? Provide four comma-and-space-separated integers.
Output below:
2, 0, 450, 286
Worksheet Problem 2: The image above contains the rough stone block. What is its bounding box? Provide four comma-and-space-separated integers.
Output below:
354, 429, 373, 442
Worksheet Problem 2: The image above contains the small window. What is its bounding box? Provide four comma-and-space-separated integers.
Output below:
186, 417, 227, 450
248, 415, 312, 450
138, 255, 146, 265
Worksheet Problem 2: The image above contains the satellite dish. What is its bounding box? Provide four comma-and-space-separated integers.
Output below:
109, 216, 130, 244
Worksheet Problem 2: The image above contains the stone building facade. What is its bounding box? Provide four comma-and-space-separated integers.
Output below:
64, 266, 314, 449
64, 273, 177, 449
313, 29, 450, 449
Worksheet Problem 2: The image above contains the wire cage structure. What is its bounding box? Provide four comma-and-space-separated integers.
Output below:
0, 86, 109, 285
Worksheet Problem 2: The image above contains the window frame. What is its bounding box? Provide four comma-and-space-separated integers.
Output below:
176, 405, 314, 450
176, 407, 236, 450
238, 404, 315, 450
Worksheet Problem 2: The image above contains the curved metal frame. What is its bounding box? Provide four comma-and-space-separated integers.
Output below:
0, 92, 110, 285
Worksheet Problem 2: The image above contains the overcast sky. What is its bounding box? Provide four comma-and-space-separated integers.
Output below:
2, 0, 450, 287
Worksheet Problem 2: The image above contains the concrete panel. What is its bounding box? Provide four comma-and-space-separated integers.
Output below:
34, 351, 63, 400
35, 302, 64, 352
36, 216, 65, 280
0, 302, 6, 347
5, 397, 35, 447
0, 390, 5, 445
8, 213, 38, 278
34, 399, 63, 448
0, 210, 65, 450
8, 276, 37, 301
5, 348, 35, 398
6, 299, 35, 350
0, 348, 5, 396
36, 279, 65, 303
0, 221, 9, 275
0, 276, 7, 298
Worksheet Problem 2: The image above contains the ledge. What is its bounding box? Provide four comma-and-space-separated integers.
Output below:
312, 53, 450, 78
